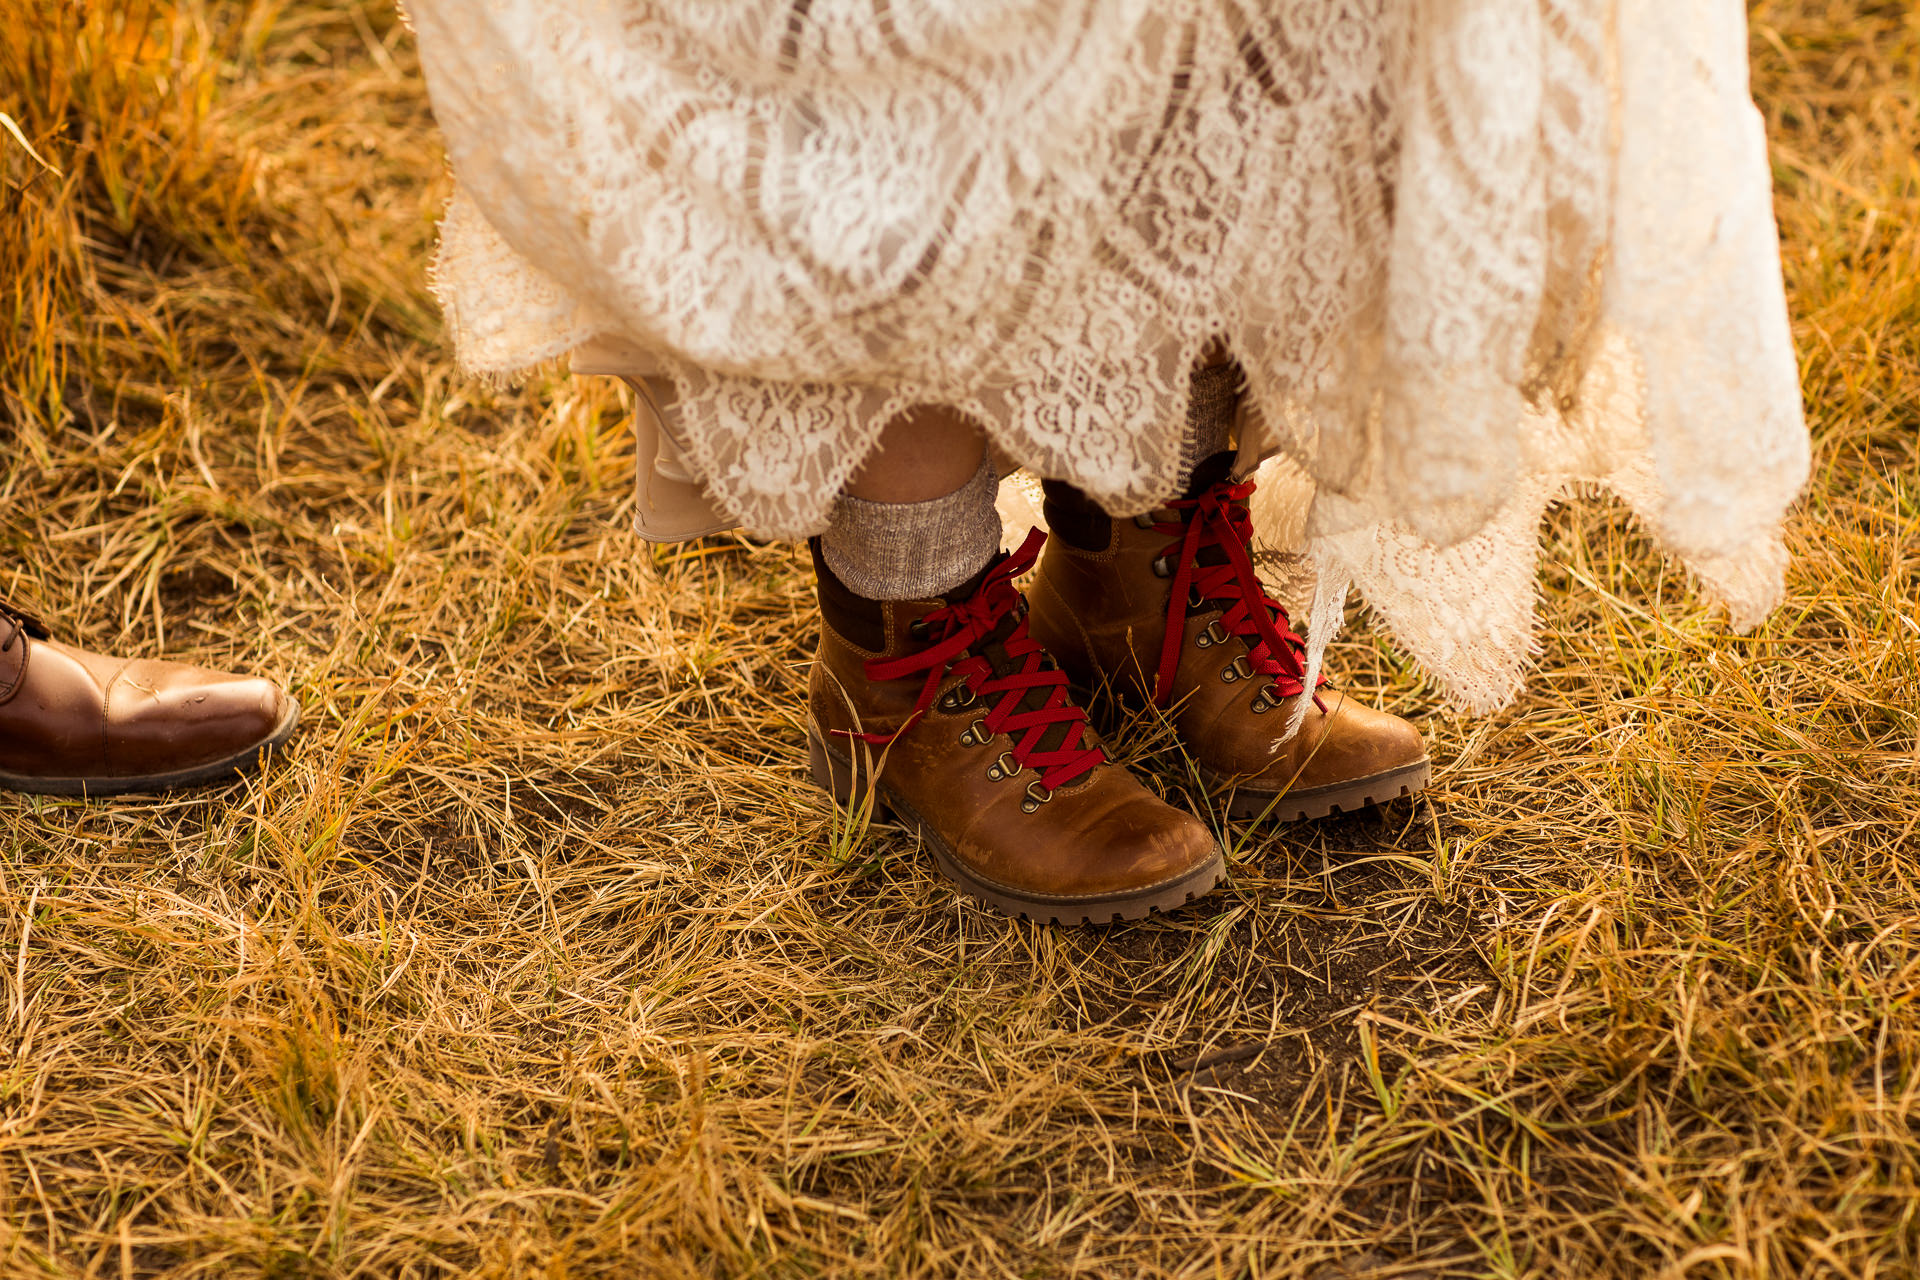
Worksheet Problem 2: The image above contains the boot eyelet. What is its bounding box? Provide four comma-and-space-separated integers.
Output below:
1252, 678, 1292, 712
1221, 655, 1253, 684
1133, 513, 1157, 529
959, 717, 992, 747
1021, 779, 1053, 813
1195, 619, 1228, 649
939, 683, 977, 712
907, 618, 930, 640
1151, 555, 1172, 579
986, 750, 1020, 782
1188, 586, 1206, 609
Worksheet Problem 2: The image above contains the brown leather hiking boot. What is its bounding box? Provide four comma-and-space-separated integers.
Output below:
1026, 466, 1429, 822
807, 531, 1223, 924
0, 599, 299, 796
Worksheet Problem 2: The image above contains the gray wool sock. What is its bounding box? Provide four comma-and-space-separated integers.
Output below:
1178, 361, 1241, 491
821, 454, 1001, 601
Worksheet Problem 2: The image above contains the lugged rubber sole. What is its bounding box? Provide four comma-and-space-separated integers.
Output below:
1064, 679, 1430, 824
1208, 758, 1431, 823
807, 730, 1224, 925
0, 701, 301, 797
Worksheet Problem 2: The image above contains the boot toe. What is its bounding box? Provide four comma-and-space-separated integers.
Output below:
941, 776, 1222, 910
1333, 694, 1426, 769
1063, 792, 1220, 900
1273, 688, 1426, 791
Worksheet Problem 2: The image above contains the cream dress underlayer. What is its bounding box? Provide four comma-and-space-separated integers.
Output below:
407, 0, 1809, 714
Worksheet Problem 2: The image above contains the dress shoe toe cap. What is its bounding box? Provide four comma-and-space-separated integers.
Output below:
116, 663, 293, 771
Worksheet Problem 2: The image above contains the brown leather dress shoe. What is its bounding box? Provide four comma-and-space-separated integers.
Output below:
0, 601, 299, 796
1026, 466, 1429, 822
807, 531, 1223, 924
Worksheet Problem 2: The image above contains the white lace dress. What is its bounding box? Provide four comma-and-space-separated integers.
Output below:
408, 0, 1808, 713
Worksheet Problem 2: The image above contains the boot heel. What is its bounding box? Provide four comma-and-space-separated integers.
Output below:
808, 730, 891, 821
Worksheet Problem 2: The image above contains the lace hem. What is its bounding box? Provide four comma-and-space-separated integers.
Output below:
412, 0, 1807, 711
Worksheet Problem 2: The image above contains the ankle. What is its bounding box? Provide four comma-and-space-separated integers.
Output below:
1039, 447, 1242, 556
820, 454, 999, 600
1176, 360, 1240, 492
812, 535, 999, 655
1040, 358, 1243, 548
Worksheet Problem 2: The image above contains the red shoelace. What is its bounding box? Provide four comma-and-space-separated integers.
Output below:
1148, 479, 1325, 713
836, 528, 1107, 795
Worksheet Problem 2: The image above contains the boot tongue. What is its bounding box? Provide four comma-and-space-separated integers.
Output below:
821, 537, 1094, 765
810, 538, 1002, 655
938, 552, 1087, 762
1171, 454, 1246, 584
936, 549, 1026, 670
1179, 450, 1238, 500
934, 554, 999, 609
1168, 464, 1304, 654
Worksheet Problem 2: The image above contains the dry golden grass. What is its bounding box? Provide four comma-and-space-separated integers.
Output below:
1, 2, 1917, 1275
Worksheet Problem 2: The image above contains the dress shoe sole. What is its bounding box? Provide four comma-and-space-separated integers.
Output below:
0, 700, 301, 797
808, 731, 1225, 925
1207, 757, 1430, 823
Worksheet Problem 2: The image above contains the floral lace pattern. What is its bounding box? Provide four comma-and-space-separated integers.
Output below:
409, 0, 1807, 712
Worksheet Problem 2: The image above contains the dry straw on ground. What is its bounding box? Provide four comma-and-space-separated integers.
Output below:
1, 2, 1917, 1276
